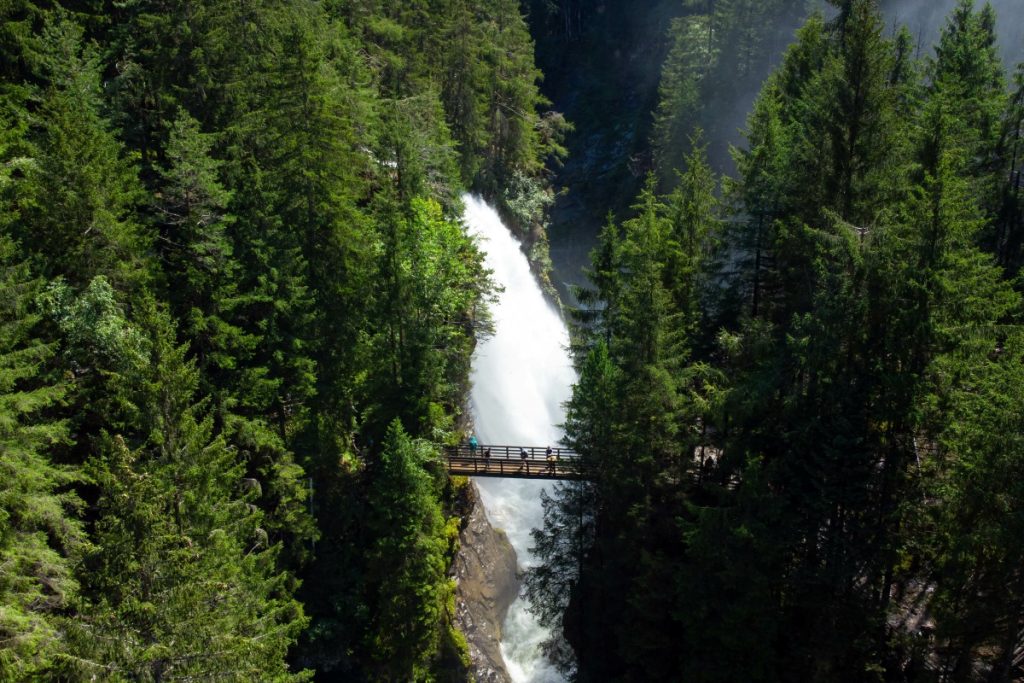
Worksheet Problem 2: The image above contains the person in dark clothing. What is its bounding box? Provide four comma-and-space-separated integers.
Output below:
519, 447, 529, 472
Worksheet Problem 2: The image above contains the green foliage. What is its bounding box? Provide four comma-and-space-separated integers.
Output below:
39, 277, 148, 376
653, 14, 714, 178
930, 0, 1006, 161
441, 0, 491, 181
0, 1, 551, 679
339, 0, 555, 193
994, 67, 1024, 274
368, 197, 493, 438
927, 0, 1008, 254
155, 109, 249, 387
65, 305, 309, 681
663, 139, 719, 341
653, 0, 808, 179
362, 420, 448, 681
524, 479, 596, 677
924, 330, 1024, 680
6, 0, 1024, 680
546, 2, 1024, 681
16, 12, 151, 292
0, 238, 83, 681
725, 83, 788, 317
504, 169, 556, 231
540, 147, 726, 679
486, 0, 566, 177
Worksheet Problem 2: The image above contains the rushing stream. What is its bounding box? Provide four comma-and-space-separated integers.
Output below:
463, 195, 576, 683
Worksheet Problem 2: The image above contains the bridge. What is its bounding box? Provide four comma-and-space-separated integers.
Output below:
443, 444, 584, 480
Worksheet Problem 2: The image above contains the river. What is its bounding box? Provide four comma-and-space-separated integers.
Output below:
463, 195, 576, 683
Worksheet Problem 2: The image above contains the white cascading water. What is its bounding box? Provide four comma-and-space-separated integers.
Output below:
463, 195, 576, 683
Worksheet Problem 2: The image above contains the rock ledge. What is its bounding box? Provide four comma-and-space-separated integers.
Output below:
453, 481, 520, 683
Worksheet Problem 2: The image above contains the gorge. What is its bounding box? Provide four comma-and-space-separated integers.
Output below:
2, 1, 1023, 681
461, 195, 577, 682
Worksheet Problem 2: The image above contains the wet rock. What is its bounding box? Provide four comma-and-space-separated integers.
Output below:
453, 481, 520, 683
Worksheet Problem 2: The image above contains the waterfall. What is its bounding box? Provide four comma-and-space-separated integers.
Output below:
463, 195, 576, 683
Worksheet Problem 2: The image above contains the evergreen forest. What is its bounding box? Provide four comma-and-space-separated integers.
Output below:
0, 0, 558, 679
528, 0, 1024, 681
1, 0, 1023, 682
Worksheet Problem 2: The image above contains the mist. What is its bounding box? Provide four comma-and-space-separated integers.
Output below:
882, 0, 1024, 68
537, 0, 1024, 304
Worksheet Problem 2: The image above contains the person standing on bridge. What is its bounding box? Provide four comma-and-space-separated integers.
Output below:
519, 447, 529, 472
546, 446, 556, 473
469, 434, 478, 455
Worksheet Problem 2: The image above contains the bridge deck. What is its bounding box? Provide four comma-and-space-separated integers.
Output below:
443, 444, 584, 480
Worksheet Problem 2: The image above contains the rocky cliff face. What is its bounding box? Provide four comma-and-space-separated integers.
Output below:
453, 481, 520, 683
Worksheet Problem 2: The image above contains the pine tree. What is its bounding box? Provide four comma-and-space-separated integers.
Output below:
0, 238, 83, 681
541, 2, 1024, 680
662, 138, 719, 344
155, 108, 315, 565
104, 0, 201, 175
18, 12, 151, 292
727, 83, 789, 318
523, 480, 595, 677
788, 0, 905, 227
652, 0, 808, 180
441, 0, 489, 181
727, 11, 834, 323
652, 14, 713, 181
66, 304, 309, 681
890, 93, 1022, 681
930, 0, 1006, 168
369, 197, 491, 436
476, 0, 548, 189
995, 64, 1024, 273
928, 0, 1008, 251
361, 420, 449, 681
226, 3, 373, 452
661, 460, 786, 683
925, 329, 1024, 682
377, 89, 461, 210
156, 109, 248, 387
0, 3, 552, 680
546, 161, 724, 679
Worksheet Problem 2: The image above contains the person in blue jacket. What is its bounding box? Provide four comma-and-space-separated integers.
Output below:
468, 434, 479, 455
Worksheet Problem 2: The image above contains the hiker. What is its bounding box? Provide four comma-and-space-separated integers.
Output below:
469, 434, 478, 455
546, 446, 556, 473
519, 447, 529, 472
